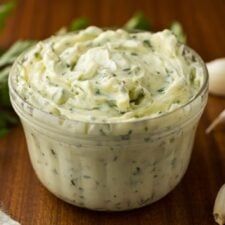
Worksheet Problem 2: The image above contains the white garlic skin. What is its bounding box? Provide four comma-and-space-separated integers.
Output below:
207, 58, 225, 96
0, 210, 20, 225
214, 184, 225, 225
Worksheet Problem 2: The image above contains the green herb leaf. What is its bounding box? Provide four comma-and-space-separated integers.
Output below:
0, 110, 18, 124
0, 1, 16, 31
0, 40, 36, 67
0, 110, 18, 138
69, 17, 90, 31
124, 11, 151, 31
0, 127, 9, 137
0, 66, 11, 107
0, 41, 36, 108
170, 21, 187, 43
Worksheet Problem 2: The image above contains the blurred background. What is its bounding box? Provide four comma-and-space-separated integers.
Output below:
0, 0, 224, 61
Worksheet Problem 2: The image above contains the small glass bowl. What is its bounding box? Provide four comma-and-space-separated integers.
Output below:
8, 45, 208, 211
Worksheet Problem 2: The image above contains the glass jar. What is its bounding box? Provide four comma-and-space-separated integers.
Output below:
8, 46, 208, 211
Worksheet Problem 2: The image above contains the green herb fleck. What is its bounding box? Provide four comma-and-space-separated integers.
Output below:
191, 55, 196, 62
71, 62, 76, 70
157, 88, 165, 93
130, 90, 145, 105
99, 128, 106, 136
52, 169, 58, 175
133, 167, 141, 175
71, 179, 76, 186
121, 130, 132, 140
95, 89, 100, 95
143, 40, 152, 48
34, 52, 41, 59
123, 68, 130, 72
171, 158, 177, 167
190, 68, 196, 83
50, 148, 56, 156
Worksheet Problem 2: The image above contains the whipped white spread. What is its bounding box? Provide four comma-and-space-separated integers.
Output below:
9, 27, 208, 211
14, 26, 204, 122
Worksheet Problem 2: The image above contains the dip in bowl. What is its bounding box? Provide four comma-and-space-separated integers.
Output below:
9, 27, 208, 211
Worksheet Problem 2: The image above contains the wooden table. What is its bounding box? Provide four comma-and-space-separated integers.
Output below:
0, 0, 225, 224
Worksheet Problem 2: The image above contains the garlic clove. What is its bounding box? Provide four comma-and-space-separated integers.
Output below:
214, 184, 225, 225
206, 109, 225, 133
0, 210, 20, 225
207, 58, 225, 97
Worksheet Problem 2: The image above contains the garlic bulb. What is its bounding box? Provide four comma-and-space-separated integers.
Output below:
207, 58, 225, 96
214, 184, 225, 225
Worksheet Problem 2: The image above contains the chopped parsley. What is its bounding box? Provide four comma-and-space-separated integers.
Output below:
143, 40, 152, 48
157, 88, 165, 93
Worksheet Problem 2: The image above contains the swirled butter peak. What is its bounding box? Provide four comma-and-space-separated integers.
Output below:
14, 26, 204, 122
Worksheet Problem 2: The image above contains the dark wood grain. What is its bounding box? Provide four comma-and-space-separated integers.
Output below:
0, 0, 225, 224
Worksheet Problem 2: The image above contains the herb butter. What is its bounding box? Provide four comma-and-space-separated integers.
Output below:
9, 27, 208, 211
15, 26, 204, 122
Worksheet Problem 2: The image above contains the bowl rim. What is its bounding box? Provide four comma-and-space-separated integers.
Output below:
8, 31, 209, 126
